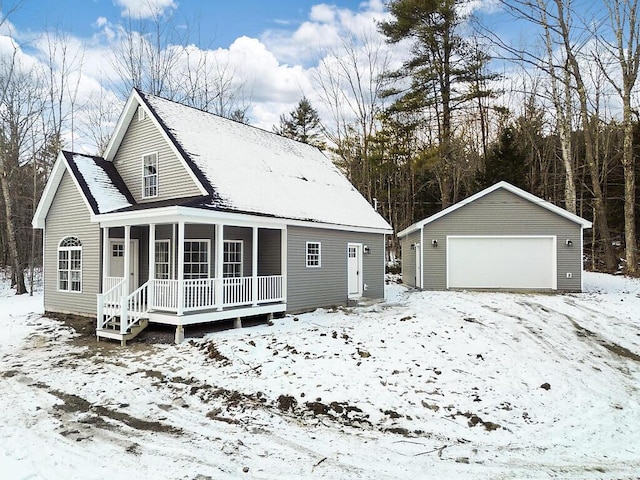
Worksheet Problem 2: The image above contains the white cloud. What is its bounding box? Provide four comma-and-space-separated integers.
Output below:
261, 0, 390, 65
114, 0, 177, 19
94, 16, 108, 28
309, 4, 337, 23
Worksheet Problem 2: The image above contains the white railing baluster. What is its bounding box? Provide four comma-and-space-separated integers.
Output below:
97, 278, 126, 331
100, 276, 285, 328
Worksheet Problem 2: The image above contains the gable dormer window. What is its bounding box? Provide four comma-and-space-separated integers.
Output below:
137, 105, 146, 121
142, 152, 158, 198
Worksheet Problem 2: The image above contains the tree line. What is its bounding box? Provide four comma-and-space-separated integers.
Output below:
1, 0, 640, 295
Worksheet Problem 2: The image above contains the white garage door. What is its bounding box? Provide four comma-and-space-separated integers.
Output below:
447, 236, 556, 290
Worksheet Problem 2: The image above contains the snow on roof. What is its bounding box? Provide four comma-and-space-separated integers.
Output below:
142, 93, 391, 231
67, 153, 133, 214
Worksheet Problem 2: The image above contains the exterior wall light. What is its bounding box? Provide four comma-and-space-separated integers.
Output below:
363, 245, 371, 254
432, 239, 438, 247
566, 239, 573, 247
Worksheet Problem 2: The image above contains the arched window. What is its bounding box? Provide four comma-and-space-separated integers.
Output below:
58, 237, 82, 292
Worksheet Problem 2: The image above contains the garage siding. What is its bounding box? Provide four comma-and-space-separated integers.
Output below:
287, 226, 385, 313
401, 230, 420, 287
421, 189, 583, 291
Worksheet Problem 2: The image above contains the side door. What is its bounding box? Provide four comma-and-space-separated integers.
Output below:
347, 243, 363, 298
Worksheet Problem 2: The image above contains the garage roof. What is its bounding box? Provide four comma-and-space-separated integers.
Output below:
398, 181, 593, 237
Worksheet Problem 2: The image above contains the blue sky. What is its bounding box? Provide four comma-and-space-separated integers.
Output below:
10, 0, 365, 50
0, 0, 391, 151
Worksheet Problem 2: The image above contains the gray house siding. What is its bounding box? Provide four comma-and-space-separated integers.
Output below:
287, 226, 385, 313
258, 229, 282, 276
44, 171, 101, 317
401, 230, 420, 287
420, 189, 583, 291
112, 112, 201, 203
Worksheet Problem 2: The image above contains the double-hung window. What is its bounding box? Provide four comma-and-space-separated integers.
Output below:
154, 240, 171, 279
58, 237, 82, 292
184, 240, 209, 279
223, 240, 243, 278
306, 241, 321, 268
142, 153, 158, 198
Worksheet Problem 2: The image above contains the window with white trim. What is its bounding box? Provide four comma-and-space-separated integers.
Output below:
142, 153, 158, 198
223, 240, 243, 277
184, 240, 209, 279
58, 237, 82, 292
306, 241, 321, 268
154, 240, 171, 279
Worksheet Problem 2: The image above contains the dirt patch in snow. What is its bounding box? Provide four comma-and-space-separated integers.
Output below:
450, 410, 501, 431
44, 387, 182, 434
571, 319, 640, 362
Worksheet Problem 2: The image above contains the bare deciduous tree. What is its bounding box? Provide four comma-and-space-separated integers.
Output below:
595, 0, 640, 275
315, 31, 391, 201
0, 50, 46, 294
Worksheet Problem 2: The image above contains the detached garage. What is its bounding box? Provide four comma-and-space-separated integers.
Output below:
398, 182, 592, 292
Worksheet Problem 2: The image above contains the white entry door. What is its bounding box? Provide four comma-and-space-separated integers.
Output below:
109, 240, 139, 294
348, 243, 363, 298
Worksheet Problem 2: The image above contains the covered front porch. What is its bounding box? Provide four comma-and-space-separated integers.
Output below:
95, 211, 287, 344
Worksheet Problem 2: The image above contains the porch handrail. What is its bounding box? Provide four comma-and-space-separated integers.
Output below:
96, 278, 126, 331
121, 281, 151, 334
104, 276, 124, 292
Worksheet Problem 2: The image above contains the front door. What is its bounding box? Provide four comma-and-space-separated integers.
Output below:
109, 239, 139, 294
348, 243, 362, 298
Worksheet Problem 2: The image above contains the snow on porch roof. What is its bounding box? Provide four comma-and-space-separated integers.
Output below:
65, 151, 135, 215
397, 181, 593, 237
139, 91, 392, 232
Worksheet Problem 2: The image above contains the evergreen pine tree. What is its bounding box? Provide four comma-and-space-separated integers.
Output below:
274, 97, 325, 149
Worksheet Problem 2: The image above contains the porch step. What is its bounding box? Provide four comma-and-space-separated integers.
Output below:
96, 318, 149, 345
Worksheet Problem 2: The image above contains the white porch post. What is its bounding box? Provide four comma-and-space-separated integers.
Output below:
148, 224, 155, 309
123, 225, 131, 294
177, 221, 185, 315
102, 227, 109, 289
281, 227, 287, 303
252, 226, 258, 306
215, 224, 224, 310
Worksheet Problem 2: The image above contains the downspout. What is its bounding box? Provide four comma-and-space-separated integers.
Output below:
580, 226, 585, 292
383, 233, 387, 300
420, 225, 425, 289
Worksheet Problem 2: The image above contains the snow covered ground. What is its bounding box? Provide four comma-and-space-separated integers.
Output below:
1, 272, 639, 479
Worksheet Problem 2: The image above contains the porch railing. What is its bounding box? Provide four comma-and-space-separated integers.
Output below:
258, 275, 284, 302
224, 277, 253, 307
98, 276, 284, 325
96, 278, 126, 330
145, 275, 284, 313
122, 281, 150, 334
104, 276, 124, 292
